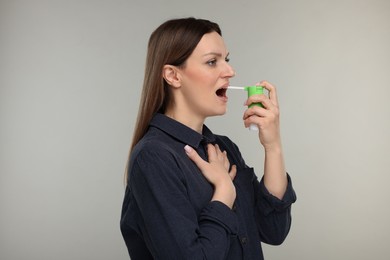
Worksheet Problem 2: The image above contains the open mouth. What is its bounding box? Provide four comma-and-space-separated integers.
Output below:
216, 87, 227, 97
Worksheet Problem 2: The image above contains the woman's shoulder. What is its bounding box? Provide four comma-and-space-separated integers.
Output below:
132, 133, 175, 159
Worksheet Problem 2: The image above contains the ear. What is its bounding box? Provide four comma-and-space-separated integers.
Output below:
162, 65, 181, 88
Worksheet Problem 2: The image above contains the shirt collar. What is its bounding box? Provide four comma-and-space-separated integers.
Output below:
150, 113, 216, 148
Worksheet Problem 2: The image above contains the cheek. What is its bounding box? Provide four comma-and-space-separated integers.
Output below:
183, 65, 216, 85
186, 69, 208, 84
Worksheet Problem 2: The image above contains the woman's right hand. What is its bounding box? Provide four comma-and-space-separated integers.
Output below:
184, 144, 237, 209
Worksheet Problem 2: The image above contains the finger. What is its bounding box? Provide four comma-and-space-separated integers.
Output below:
258, 81, 278, 107
243, 116, 263, 129
184, 145, 207, 169
214, 144, 224, 159
206, 143, 217, 161
258, 95, 279, 116
243, 107, 279, 129
229, 165, 237, 181
245, 94, 273, 110
215, 145, 230, 168
222, 150, 230, 170
242, 105, 270, 121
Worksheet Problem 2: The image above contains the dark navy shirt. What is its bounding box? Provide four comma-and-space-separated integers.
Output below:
120, 113, 296, 260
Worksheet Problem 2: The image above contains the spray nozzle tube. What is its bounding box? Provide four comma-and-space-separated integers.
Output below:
228, 85, 264, 131
228, 85, 264, 95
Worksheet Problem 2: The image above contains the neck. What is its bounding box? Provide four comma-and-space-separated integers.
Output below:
164, 109, 204, 133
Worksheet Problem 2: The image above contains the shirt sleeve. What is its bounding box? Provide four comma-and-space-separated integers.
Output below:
126, 146, 239, 260
254, 173, 297, 245
216, 135, 297, 246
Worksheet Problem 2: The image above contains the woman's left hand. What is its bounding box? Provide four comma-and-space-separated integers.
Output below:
243, 81, 282, 150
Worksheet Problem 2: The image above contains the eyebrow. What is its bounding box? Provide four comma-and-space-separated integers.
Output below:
203, 52, 230, 58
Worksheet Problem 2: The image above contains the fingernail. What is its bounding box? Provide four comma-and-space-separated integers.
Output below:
184, 145, 192, 154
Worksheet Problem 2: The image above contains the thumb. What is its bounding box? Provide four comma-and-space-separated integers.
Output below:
184, 145, 207, 169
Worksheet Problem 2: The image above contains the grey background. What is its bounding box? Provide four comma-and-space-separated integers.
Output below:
1, 0, 389, 259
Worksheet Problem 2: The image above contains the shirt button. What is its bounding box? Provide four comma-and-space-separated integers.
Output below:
240, 237, 248, 245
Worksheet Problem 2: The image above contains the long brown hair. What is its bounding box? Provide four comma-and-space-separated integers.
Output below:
129, 18, 221, 153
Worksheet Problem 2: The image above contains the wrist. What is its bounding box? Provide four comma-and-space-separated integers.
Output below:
212, 181, 236, 209
263, 141, 283, 153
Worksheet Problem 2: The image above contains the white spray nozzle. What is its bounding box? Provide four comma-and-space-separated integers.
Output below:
227, 86, 245, 90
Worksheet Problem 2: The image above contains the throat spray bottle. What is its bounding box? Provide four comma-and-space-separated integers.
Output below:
227, 85, 264, 131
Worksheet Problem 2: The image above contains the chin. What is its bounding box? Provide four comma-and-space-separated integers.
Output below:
209, 109, 227, 117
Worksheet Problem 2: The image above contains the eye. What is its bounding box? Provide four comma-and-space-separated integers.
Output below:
207, 59, 217, 66
225, 57, 230, 63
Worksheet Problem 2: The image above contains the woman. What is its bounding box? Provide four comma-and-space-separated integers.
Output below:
120, 17, 296, 260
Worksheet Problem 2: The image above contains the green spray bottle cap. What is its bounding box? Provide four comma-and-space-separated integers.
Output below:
244, 85, 264, 108
228, 85, 264, 131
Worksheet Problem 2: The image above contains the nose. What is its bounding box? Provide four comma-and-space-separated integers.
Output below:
222, 62, 235, 78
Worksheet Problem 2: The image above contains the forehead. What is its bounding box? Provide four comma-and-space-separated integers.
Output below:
192, 31, 228, 56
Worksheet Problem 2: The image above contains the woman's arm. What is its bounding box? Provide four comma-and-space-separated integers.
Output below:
243, 81, 288, 199
123, 146, 238, 259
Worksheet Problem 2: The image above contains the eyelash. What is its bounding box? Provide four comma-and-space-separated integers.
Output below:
207, 59, 217, 66
207, 57, 230, 66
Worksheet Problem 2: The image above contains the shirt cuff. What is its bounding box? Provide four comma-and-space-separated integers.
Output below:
200, 201, 239, 235
258, 173, 297, 215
